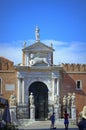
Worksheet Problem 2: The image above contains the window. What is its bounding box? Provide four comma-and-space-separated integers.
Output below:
0, 78, 2, 94
76, 80, 82, 90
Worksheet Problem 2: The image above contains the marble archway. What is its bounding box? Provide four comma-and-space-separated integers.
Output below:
29, 81, 48, 120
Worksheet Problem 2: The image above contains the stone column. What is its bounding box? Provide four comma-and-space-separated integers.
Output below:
17, 78, 21, 104
54, 78, 57, 95
52, 78, 54, 101
57, 79, 59, 96
22, 79, 24, 104
25, 53, 29, 66
17, 77, 24, 104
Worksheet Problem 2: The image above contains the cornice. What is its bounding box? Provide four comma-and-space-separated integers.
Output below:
63, 71, 86, 74
0, 70, 15, 73
15, 65, 63, 71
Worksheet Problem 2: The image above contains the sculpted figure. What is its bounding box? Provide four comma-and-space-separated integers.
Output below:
9, 93, 16, 106
54, 95, 59, 105
67, 93, 71, 106
63, 95, 67, 106
29, 92, 34, 106
29, 57, 48, 66
35, 26, 40, 41
71, 93, 76, 106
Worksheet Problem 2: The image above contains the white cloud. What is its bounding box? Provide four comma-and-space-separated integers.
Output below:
0, 40, 86, 65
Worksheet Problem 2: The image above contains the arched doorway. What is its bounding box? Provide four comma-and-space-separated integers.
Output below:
29, 81, 48, 120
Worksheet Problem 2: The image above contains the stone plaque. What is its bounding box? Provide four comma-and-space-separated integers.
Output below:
5, 84, 15, 91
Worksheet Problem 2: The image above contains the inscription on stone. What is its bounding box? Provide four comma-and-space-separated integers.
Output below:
5, 84, 15, 91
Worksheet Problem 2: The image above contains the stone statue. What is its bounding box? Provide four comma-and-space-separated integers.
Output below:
9, 93, 16, 106
71, 93, 76, 106
54, 95, 59, 105
29, 57, 48, 66
29, 92, 34, 106
63, 95, 67, 106
23, 41, 26, 48
35, 26, 40, 41
67, 93, 71, 106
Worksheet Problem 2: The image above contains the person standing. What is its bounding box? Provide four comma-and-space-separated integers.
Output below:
64, 110, 69, 129
50, 112, 56, 129
78, 106, 86, 130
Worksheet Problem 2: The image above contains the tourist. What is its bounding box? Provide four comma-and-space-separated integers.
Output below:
78, 106, 86, 130
78, 117, 86, 130
64, 110, 69, 129
50, 112, 56, 129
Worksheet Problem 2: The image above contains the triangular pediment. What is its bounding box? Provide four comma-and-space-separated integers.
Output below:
23, 42, 54, 52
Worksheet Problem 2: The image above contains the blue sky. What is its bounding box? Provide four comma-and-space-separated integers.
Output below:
0, 0, 86, 65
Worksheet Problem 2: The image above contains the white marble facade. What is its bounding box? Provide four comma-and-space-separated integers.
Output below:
17, 70, 60, 106
15, 26, 62, 120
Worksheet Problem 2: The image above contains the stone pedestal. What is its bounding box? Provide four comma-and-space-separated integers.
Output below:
71, 105, 76, 124
67, 106, 71, 117
30, 105, 35, 121
54, 105, 59, 120
9, 106, 17, 123
16, 104, 29, 119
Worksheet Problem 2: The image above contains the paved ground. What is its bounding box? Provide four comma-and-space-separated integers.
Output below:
18, 120, 79, 130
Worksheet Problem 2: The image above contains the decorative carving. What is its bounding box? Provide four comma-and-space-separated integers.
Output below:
35, 26, 40, 42
9, 93, 16, 106
29, 92, 34, 106
63, 95, 67, 106
29, 57, 48, 66
62, 92, 76, 107
67, 93, 71, 106
71, 93, 76, 106
54, 95, 59, 105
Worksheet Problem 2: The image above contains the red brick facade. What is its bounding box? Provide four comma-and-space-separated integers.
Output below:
0, 57, 17, 101
61, 63, 86, 115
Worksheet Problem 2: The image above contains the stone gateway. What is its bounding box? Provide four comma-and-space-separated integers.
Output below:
0, 27, 86, 124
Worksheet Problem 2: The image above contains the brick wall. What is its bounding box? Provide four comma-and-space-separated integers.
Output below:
61, 63, 86, 115
0, 57, 17, 103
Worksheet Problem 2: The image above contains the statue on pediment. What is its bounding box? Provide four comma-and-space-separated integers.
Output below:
35, 26, 40, 42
